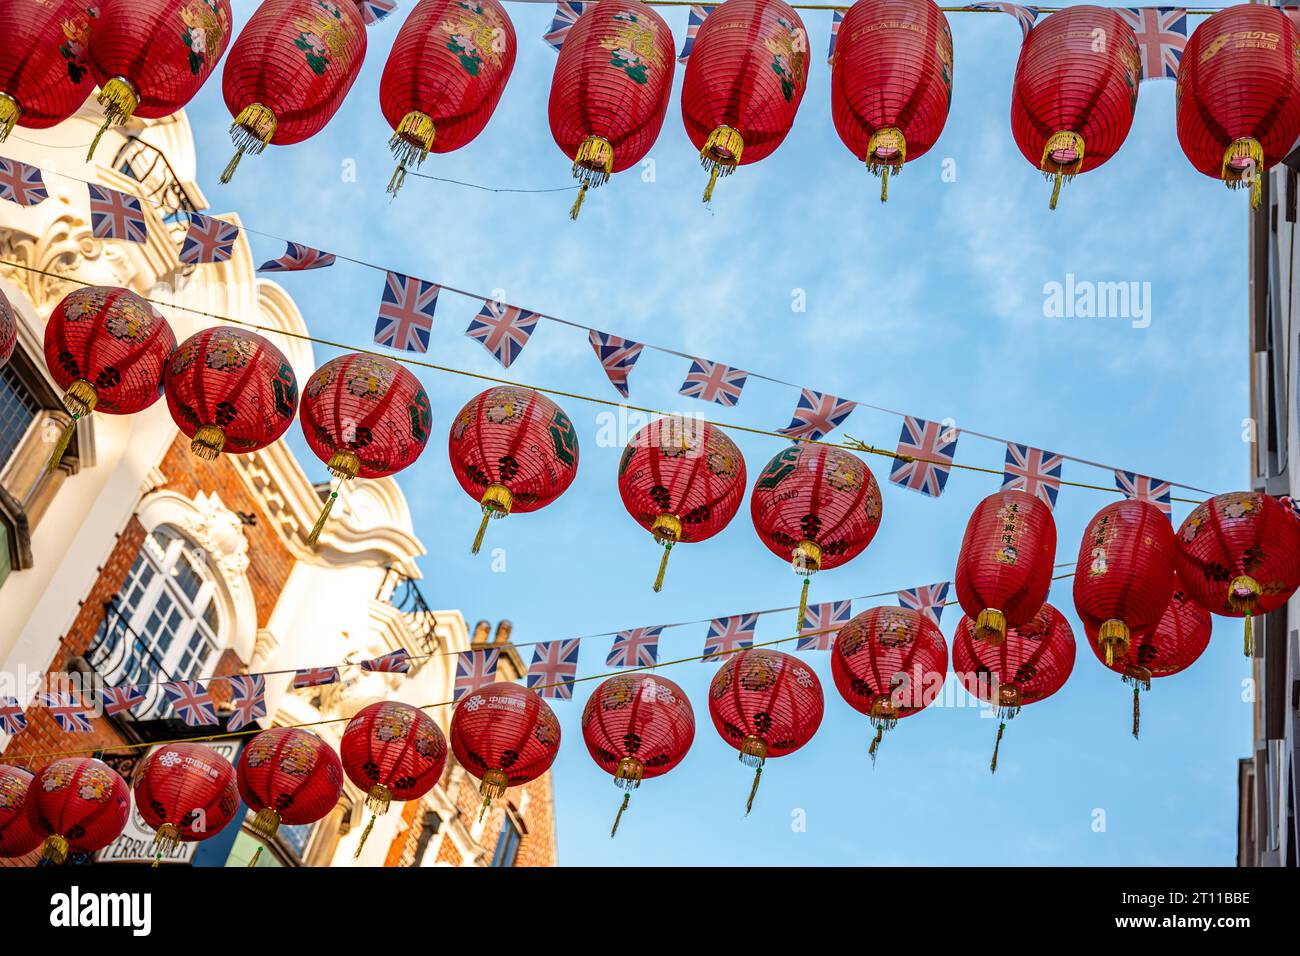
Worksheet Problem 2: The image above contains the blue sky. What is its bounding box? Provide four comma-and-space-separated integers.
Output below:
187, 1, 1249, 865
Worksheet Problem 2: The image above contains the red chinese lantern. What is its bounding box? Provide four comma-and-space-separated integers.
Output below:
750, 444, 883, 630
0, 0, 97, 141
43, 285, 177, 473
237, 727, 344, 866
1175, 491, 1300, 656
547, 0, 675, 218
680, 0, 808, 202
85, 0, 233, 160
340, 701, 448, 856
954, 488, 1057, 646
1073, 499, 1177, 667
0, 766, 42, 859
164, 326, 299, 460
617, 416, 746, 592
450, 681, 561, 818
448, 385, 579, 554
708, 648, 823, 813
25, 757, 131, 864
953, 602, 1074, 772
1087, 587, 1211, 738
379, 0, 517, 195
830, 606, 947, 761
134, 742, 239, 864
1, 285, 19, 367
1010, 5, 1141, 209
220, 0, 367, 183
582, 673, 695, 836
830, 0, 954, 202
300, 352, 431, 544
1177, 5, 1300, 209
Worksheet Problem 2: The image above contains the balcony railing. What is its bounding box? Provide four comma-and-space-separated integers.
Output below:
379, 568, 439, 656
111, 134, 200, 248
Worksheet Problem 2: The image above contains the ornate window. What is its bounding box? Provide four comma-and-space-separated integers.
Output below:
490, 814, 523, 868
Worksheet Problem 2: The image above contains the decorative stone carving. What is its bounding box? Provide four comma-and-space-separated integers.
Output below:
181, 491, 251, 583
0, 212, 134, 310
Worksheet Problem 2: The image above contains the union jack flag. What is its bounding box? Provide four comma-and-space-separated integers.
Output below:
544, 1, 588, 52
257, 241, 336, 273
1001, 442, 1065, 509
702, 614, 757, 661
889, 416, 959, 498
588, 330, 643, 397
454, 649, 499, 701
38, 693, 93, 734
87, 184, 147, 243
777, 388, 857, 442
677, 5, 716, 61
292, 666, 340, 689
526, 639, 582, 700
898, 581, 951, 627
161, 680, 219, 727
0, 696, 28, 735
827, 10, 843, 65
465, 300, 540, 368
0, 158, 47, 206
1279, 495, 1300, 522
374, 271, 439, 353
679, 358, 748, 407
360, 649, 411, 674
1118, 7, 1187, 80
225, 674, 266, 732
101, 684, 146, 717
179, 212, 239, 264
357, 0, 397, 24
965, 2, 1038, 39
1114, 469, 1172, 516
606, 626, 663, 668
798, 601, 852, 651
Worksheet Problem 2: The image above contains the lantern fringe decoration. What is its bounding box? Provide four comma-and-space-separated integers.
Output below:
866, 127, 906, 203
700, 125, 744, 203
354, 783, 391, 859
190, 424, 226, 461
740, 735, 767, 815
1222, 137, 1264, 209
1229, 575, 1261, 656
868, 725, 883, 763
1040, 130, 1085, 210
221, 103, 278, 184
308, 450, 361, 546
975, 608, 1006, 646
611, 792, 631, 838
0, 93, 17, 142
387, 110, 436, 196
478, 768, 509, 822
45, 380, 97, 474
40, 834, 69, 865
569, 135, 613, 220
990, 720, 1005, 773
1123, 668, 1151, 740
1097, 620, 1130, 667
247, 807, 281, 868
471, 483, 513, 555
651, 514, 681, 593
610, 756, 644, 837
150, 822, 180, 867
86, 77, 139, 161
793, 539, 820, 630
868, 703, 898, 765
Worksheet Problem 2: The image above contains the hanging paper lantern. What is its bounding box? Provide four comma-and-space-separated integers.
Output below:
448, 385, 579, 554
1175, 491, 1300, 656
1087, 587, 1210, 738
954, 488, 1057, 647
708, 648, 822, 813
299, 352, 431, 543
43, 285, 177, 473
25, 757, 131, 864
237, 727, 344, 866
680, 0, 809, 202
340, 700, 448, 856
0, 766, 42, 859
164, 326, 299, 460
582, 673, 695, 836
1, 285, 18, 367
85, 0, 233, 160
1073, 499, 1177, 667
134, 742, 239, 864
0, 0, 97, 141
379, 0, 517, 195
617, 416, 746, 592
751, 444, 883, 630
450, 681, 561, 819
1177, 5, 1300, 209
547, 0, 675, 218
219, 0, 367, 183
830, 605, 947, 761
830, 0, 954, 202
1010, 5, 1141, 209
953, 602, 1074, 772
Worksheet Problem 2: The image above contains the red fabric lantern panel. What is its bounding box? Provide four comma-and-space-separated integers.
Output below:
0, 0, 97, 140
708, 648, 823, 812
954, 488, 1057, 646
680, 0, 809, 201
1010, 5, 1141, 208
25, 757, 131, 864
237, 727, 344, 861
1072, 499, 1177, 667
830, 0, 954, 201
379, 0, 517, 194
1, 285, 20, 367
547, 0, 675, 217
1176, 491, 1300, 656
86, 0, 233, 158
164, 326, 298, 460
1177, 5, 1300, 208
448, 385, 579, 554
451, 681, 561, 817
134, 743, 239, 859
220, 0, 367, 182
618, 416, 746, 591
0, 766, 42, 859
582, 673, 695, 836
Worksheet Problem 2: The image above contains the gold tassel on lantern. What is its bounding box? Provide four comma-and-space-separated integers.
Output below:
0, 92, 19, 143
221, 103, 278, 185
1228, 575, 1261, 657
990, 721, 1005, 773
387, 110, 437, 196
975, 608, 1006, 646
700, 125, 744, 203
868, 725, 884, 764
792, 540, 821, 631
610, 757, 644, 838
739, 736, 767, 815
150, 822, 180, 867
87, 76, 139, 161
190, 424, 226, 461
471, 482, 513, 555
1122, 665, 1150, 740
1098, 619, 1131, 668
868, 700, 898, 765
1222, 137, 1264, 209
478, 768, 509, 822
650, 514, 681, 592
866, 127, 906, 204
308, 450, 361, 546
1039, 130, 1085, 210
610, 792, 630, 838
46, 380, 98, 474
569, 135, 614, 220
354, 784, 392, 859
40, 833, 69, 865
247, 807, 281, 867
